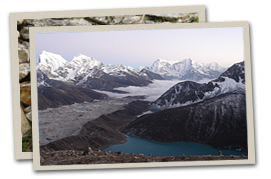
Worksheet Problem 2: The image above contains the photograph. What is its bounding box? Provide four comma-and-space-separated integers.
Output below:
30, 23, 255, 170
9, 5, 206, 159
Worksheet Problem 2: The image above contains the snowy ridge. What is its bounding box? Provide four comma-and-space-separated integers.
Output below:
38, 51, 136, 82
37, 51, 68, 80
150, 58, 226, 81
66, 54, 104, 80
37, 51, 226, 89
151, 61, 245, 110
37, 51, 163, 87
103, 64, 134, 77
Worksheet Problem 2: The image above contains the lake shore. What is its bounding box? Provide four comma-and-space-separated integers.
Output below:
103, 135, 248, 156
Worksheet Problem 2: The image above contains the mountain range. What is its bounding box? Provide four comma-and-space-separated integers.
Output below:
123, 61, 247, 151
40, 58, 247, 152
123, 93, 247, 151
151, 61, 245, 109
150, 58, 226, 81
37, 51, 226, 91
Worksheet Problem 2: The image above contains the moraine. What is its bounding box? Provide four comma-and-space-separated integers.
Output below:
38, 97, 139, 145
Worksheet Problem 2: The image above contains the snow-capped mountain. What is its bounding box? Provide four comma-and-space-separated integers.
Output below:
37, 51, 164, 90
37, 51, 69, 79
150, 58, 226, 81
37, 51, 227, 92
37, 52, 104, 82
152, 61, 245, 109
68, 54, 104, 78
102, 64, 138, 77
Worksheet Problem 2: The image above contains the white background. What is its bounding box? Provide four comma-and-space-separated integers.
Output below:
0, 0, 268, 178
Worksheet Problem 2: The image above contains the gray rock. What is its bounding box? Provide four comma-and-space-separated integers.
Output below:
20, 82, 31, 106
111, 16, 124, 24
18, 42, 29, 64
122, 15, 142, 24
21, 107, 31, 136
82, 147, 94, 155
21, 18, 92, 27
143, 20, 156, 24
88, 147, 93, 154
19, 27, 29, 40
19, 63, 30, 81
68, 18, 91, 26
19, 41, 29, 49
92, 17, 110, 24
26, 111, 32, 122
23, 106, 31, 113
18, 48, 29, 64
104, 150, 111, 156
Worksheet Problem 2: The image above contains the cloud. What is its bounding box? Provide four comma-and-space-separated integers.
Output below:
94, 79, 212, 102
95, 80, 181, 102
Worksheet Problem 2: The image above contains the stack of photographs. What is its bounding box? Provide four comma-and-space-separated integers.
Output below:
9, 5, 255, 171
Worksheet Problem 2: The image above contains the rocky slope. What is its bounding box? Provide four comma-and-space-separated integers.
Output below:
138, 68, 165, 80
213, 61, 245, 83
37, 69, 109, 110
123, 93, 247, 151
77, 67, 153, 91
40, 149, 248, 165
38, 97, 139, 145
40, 100, 150, 152
151, 61, 245, 109
38, 86, 108, 110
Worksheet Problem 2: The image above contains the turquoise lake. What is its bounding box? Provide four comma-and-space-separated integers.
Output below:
102, 135, 247, 156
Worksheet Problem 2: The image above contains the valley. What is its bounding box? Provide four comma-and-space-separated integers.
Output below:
38, 96, 143, 145
36, 51, 248, 164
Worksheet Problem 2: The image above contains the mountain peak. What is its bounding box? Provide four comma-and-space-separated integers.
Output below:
38, 51, 67, 72
39, 51, 67, 63
181, 58, 192, 63
150, 58, 224, 81
103, 64, 130, 75
152, 61, 245, 110
217, 61, 245, 83
71, 54, 103, 68
76, 53, 92, 58
154, 58, 188, 65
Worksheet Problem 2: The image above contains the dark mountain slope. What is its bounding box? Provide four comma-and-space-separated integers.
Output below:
37, 70, 108, 110
80, 71, 152, 91
139, 69, 165, 80
123, 93, 247, 151
152, 81, 218, 109
152, 61, 245, 109
213, 61, 245, 83
38, 86, 108, 110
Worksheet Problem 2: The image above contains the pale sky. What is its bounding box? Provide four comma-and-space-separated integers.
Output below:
35, 27, 244, 68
